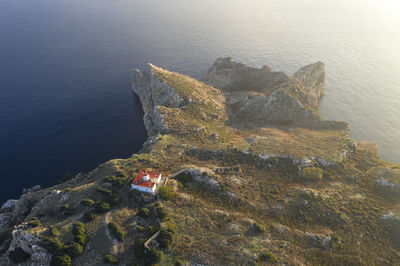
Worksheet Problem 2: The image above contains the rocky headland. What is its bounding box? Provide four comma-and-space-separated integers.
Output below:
0, 58, 399, 265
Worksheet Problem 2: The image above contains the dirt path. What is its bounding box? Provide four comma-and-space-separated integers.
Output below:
104, 212, 125, 256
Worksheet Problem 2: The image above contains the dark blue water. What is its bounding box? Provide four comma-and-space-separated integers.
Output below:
1, 0, 400, 203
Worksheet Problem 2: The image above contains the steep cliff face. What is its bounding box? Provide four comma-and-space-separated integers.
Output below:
132, 64, 186, 136
202, 57, 291, 93
292, 61, 326, 105
202, 57, 344, 129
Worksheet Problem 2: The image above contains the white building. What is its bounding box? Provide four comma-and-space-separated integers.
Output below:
131, 170, 162, 194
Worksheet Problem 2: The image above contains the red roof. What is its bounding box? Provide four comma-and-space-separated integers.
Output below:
131, 170, 160, 188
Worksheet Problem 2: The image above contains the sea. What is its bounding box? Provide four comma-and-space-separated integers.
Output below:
1, 0, 399, 203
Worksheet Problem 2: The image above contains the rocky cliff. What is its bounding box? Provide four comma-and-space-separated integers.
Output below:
203, 57, 346, 129
0, 58, 399, 266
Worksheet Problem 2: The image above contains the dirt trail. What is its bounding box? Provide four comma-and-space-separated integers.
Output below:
104, 212, 125, 255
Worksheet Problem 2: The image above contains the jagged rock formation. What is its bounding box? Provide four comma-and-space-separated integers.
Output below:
132, 64, 186, 136
203, 57, 347, 129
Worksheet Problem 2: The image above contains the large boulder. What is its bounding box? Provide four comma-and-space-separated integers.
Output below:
0, 200, 17, 214
2, 226, 52, 266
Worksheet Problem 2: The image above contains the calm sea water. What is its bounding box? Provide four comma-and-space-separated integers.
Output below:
1, 0, 399, 203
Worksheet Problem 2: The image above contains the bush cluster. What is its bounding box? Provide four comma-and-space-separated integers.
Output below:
253, 222, 266, 233
40, 221, 87, 266
148, 248, 164, 263
108, 222, 126, 242
159, 186, 174, 200
60, 204, 75, 216
97, 187, 120, 206
256, 250, 278, 263
49, 226, 60, 237
104, 254, 118, 264
51, 254, 72, 266
134, 238, 146, 258
80, 198, 95, 207
156, 206, 169, 221
27, 218, 42, 228
301, 167, 323, 181
83, 211, 98, 222
175, 171, 193, 184
104, 176, 127, 189
72, 221, 87, 247
95, 202, 110, 214
138, 208, 150, 218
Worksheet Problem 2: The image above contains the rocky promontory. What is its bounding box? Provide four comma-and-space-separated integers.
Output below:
203, 57, 347, 129
0, 58, 399, 266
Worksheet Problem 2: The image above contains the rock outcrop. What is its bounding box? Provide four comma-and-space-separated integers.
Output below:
132, 64, 186, 136
203, 57, 347, 130
1, 225, 52, 266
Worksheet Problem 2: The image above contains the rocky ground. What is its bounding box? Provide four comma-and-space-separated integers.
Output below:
0, 58, 399, 265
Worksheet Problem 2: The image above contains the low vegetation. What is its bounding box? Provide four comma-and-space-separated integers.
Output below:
108, 222, 126, 242
159, 185, 174, 200
301, 167, 323, 181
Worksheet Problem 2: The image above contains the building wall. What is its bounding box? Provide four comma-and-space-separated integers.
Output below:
131, 184, 155, 194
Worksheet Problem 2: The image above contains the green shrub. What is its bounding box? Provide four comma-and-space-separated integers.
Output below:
129, 190, 138, 199
62, 242, 83, 258
147, 225, 161, 236
177, 181, 184, 190
166, 221, 176, 234
72, 222, 85, 236
41, 237, 64, 254
159, 186, 174, 200
256, 250, 278, 264
158, 229, 174, 248
80, 198, 95, 207
51, 254, 71, 266
301, 167, 323, 181
105, 194, 120, 206
134, 238, 146, 258
253, 222, 266, 233
175, 171, 193, 184
108, 222, 126, 242
175, 259, 184, 266
104, 254, 118, 264
83, 211, 98, 222
104, 176, 126, 189
73, 234, 87, 246
27, 219, 41, 228
60, 204, 71, 212
156, 206, 169, 221
97, 187, 113, 197
115, 170, 127, 178
95, 202, 111, 214
136, 225, 146, 232
9, 247, 30, 263
149, 248, 164, 263
138, 208, 150, 218
49, 226, 60, 237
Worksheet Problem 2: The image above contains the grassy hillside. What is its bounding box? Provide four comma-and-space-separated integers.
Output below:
1, 66, 399, 265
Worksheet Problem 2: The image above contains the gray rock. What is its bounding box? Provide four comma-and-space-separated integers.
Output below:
0, 213, 12, 230
202, 57, 347, 130
23, 185, 41, 194
380, 212, 400, 248
374, 178, 400, 198
0, 199, 17, 213
4, 226, 52, 266
132, 64, 185, 136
